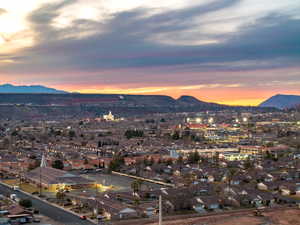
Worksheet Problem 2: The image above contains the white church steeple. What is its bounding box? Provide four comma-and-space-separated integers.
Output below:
40, 154, 47, 167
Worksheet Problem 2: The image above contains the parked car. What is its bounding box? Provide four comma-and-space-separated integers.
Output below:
13, 186, 20, 191
80, 215, 87, 220
33, 217, 41, 223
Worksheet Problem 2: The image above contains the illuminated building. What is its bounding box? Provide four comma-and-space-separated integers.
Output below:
103, 111, 115, 121
24, 166, 95, 192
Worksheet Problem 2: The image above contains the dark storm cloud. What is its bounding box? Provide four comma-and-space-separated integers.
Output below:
1, 0, 300, 75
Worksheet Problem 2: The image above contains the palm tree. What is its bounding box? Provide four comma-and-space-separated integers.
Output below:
56, 191, 66, 205
131, 180, 143, 193
227, 168, 238, 187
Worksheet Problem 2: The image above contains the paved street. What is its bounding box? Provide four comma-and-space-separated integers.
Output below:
0, 183, 95, 225
27, 215, 63, 225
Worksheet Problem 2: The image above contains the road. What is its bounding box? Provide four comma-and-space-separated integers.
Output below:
114, 205, 300, 225
0, 183, 95, 225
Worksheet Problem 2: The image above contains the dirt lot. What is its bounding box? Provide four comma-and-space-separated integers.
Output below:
146, 208, 300, 225
264, 209, 300, 225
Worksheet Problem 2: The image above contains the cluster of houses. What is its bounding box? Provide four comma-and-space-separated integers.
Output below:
0, 194, 38, 225
63, 159, 300, 220
31, 151, 299, 221
0, 109, 299, 222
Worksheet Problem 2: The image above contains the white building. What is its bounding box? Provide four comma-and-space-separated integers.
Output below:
170, 150, 180, 159
103, 111, 115, 121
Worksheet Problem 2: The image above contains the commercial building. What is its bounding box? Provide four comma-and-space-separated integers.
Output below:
24, 166, 95, 192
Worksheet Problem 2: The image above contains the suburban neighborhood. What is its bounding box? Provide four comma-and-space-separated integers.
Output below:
0, 108, 299, 224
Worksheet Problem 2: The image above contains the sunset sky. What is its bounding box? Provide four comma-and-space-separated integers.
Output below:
0, 0, 300, 106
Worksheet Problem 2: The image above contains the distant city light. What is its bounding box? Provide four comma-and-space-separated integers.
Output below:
243, 117, 248, 122
196, 118, 202, 123
208, 117, 214, 123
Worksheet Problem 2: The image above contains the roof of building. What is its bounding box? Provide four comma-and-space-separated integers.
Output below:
25, 166, 94, 185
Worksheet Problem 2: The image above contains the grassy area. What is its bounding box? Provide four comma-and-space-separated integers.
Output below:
289, 195, 300, 200
2, 179, 47, 193
2, 179, 19, 186
20, 183, 39, 193
98, 185, 115, 192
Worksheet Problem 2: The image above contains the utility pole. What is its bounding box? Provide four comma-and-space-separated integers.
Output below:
95, 181, 99, 219
97, 150, 101, 168
159, 195, 162, 225
39, 166, 42, 196
18, 168, 21, 187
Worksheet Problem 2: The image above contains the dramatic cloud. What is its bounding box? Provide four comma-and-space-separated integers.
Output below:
0, 0, 299, 105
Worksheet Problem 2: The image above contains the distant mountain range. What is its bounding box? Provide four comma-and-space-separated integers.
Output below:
0, 84, 68, 94
260, 94, 300, 109
0, 92, 275, 119
0, 84, 283, 119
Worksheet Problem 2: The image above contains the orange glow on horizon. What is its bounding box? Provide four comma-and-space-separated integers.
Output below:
5, 81, 299, 107
216, 99, 265, 106
59, 85, 270, 106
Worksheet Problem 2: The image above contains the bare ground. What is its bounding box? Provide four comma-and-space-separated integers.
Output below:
145, 208, 300, 225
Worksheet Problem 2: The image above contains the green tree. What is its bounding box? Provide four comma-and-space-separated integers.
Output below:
177, 155, 184, 165
131, 180, 143, 193
265, 142, 274, 147
56, 191, 66, 200
68, 130, 76, 138
133, 198, 140, 207
165, 158, 173, 166
11, 130, 18, 136
108, 155, 125, 172
227, 168, 238, 187
28, 159, 40, 171
19, 199, 32, 208
1, 138, 10, 149
143, 157, 154, 166
172, 131, 180, 140
52, 160, 64, 170
56, 191, 66, 205
187, 151, 200, 164
244, 158, 253, 169
125, 130, 144, 139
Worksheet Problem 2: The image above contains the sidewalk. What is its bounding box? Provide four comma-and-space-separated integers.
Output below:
0, 181, 97, 225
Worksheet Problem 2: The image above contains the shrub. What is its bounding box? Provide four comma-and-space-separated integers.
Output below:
19, 199, 32, 208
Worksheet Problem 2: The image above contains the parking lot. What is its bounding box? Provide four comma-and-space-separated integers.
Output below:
75, 171, 162, 192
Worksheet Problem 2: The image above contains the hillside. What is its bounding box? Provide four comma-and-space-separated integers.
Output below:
0, 93, 275, 119
260, 94, 300, 109
0, 84, 67, 94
